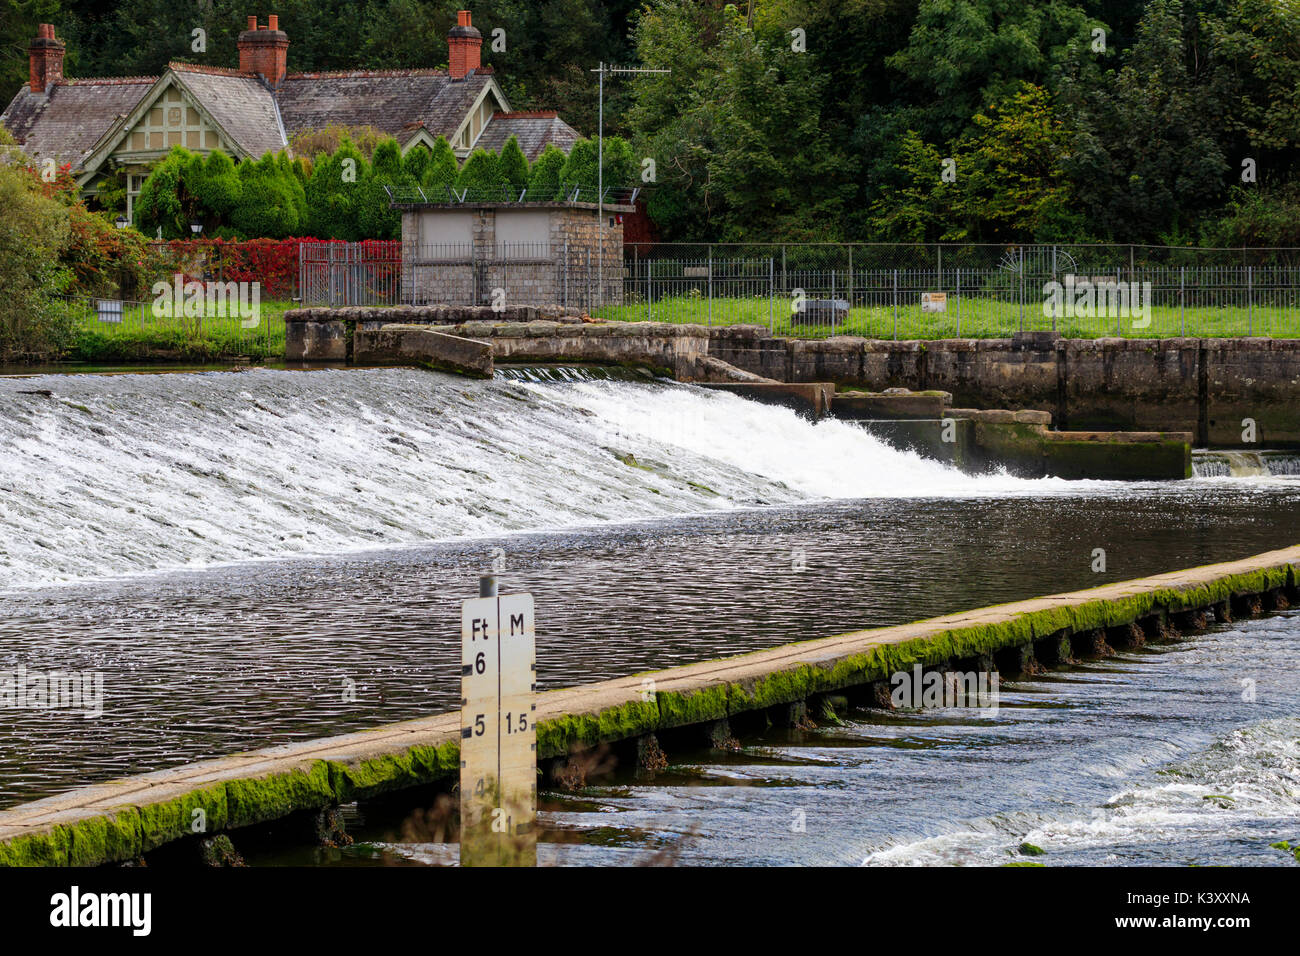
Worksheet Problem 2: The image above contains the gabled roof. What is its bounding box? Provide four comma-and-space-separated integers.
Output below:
169, 64, 287, 158
2, 50, 579, 181
0, 77, 155, 170
73, 66, 289, 186
276, 69, 504, 142
474, 111, 582, 161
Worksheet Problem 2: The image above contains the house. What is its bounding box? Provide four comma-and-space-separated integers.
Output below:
1, 12, 581, 220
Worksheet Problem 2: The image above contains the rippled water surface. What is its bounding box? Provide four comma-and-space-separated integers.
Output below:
1, 367, 1298, 867
330, 613, 1300, 867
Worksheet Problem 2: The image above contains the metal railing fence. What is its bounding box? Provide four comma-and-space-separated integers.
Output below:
606, 243, 1300, 338
63, 293, 286, 358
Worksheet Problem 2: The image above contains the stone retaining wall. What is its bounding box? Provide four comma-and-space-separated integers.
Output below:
709, 329, 1300, 447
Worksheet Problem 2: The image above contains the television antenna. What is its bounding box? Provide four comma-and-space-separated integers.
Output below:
590, 63, 670, 308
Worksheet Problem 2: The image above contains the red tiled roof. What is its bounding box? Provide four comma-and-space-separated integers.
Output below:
285, 69, 450, 80
167, 62, 253, 78
62, 76, 157, 86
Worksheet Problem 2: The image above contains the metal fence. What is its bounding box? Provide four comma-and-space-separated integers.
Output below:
403, 240, 608, 310
609, 243, 1300, 338
300, 240, 607, 310
295, 240, 1300, 337
298, 241, 402, 307
64, 293, 285, 358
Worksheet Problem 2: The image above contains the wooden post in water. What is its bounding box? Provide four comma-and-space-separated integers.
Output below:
460, 574, 537, 866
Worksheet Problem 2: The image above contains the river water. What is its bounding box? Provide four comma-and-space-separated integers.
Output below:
1, 367, 1297, 865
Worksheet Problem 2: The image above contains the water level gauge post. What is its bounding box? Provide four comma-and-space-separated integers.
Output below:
460, 575, 537, 866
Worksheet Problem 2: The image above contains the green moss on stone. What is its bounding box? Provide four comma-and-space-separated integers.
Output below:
328, 742, 457, 802
656, 685, 729, 729
728, 664, 822, 712
224, 761, 335, 829
0, 828, 70, 866
66, 808, 142, 866
536, 699, 660, 759
137, 784, 228, 852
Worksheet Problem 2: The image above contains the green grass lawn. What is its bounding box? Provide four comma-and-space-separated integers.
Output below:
592, 295, 1300, 339
68, 299, 292, 362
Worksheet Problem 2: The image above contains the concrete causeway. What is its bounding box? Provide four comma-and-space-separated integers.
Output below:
2, 545, 1297, 865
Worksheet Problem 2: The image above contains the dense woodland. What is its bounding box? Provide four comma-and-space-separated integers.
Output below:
6, 0, 1300, 245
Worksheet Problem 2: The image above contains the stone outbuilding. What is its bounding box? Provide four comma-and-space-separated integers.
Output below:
392, 198, 635, 309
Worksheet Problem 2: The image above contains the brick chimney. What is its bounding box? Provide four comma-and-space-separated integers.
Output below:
238, 15, 289, 87
29, 24, 65, 94
448, 10, 482, 80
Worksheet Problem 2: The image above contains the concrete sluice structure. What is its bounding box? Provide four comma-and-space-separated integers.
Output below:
284, 309, 1195, 479
2, 546, 1297, 866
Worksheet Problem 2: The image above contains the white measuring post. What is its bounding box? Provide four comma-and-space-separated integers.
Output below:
460, 574, 537, 866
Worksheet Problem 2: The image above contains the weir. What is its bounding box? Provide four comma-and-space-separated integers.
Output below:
284, 310, 1194, 479
2, 545, 1296, 867
285, 309, 1300, 447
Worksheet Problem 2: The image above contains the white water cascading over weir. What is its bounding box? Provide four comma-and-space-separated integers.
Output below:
1192, 450, 1300, 478
0, 366, 1066, 591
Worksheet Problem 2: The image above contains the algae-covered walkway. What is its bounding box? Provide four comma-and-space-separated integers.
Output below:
2, 545, 1298, 866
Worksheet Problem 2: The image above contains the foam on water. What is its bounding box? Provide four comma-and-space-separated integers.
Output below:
0, 366, 1066, 590
860, 715, 1300, 867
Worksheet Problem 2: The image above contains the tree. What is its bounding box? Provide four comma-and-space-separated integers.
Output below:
1057, 0, 1229, 240
950, 83, 1079, 241
886, 0, 1100, 141
357, 136, 404, 238
422, 136, 459, 198
558, 136, 637, 198
185, 149, 241, 229
1204, 184, 1300, 247
866, 130, 952, 242
230, 153, 301, 238
499, 135, 530, 193
0, 137, 71, 355
454, 148, 505, 199
558, 137, 597, 194
1, 0, 63, 93
628, 6, 852, 240
528, 143, 566, 199
305, 136, 370, 239
403, 145, 430, 184
1205, 0, 1300, 163
133, 146, 194, 238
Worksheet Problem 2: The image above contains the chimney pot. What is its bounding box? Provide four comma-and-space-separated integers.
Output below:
448, 10, 482, 80
238, 14, 290, 86
28, 24, 66, 94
